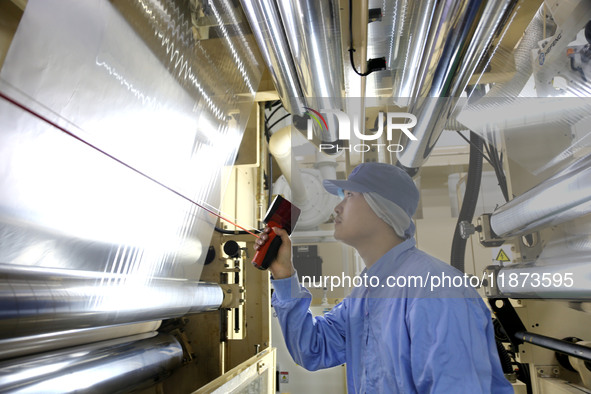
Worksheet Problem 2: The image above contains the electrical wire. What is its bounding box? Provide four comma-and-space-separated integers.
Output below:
454, 130, 493, 165
265, 103, 284, 123
484, 139, 509, 202
267, 113, 291, 131
214, 226, 259, 235
348, 0, 374, 77
454, 129, 509, 202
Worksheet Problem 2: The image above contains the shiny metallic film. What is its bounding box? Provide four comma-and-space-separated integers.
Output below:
0, 0, 261, 388
490, 152, 591, 238
0, 264, 223, 339
0, 332, 183, 393
239, 0, 306, 115
0, 321, 162, 361
396, 0, 517, 171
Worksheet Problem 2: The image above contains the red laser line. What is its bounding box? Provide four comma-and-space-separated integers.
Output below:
0, 90, 260, 239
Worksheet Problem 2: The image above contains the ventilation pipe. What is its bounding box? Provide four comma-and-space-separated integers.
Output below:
268, 125, 308, 209
396, 0, 517, 174
239, 0, 305, 115
240, 0, 345, 145
269, 125, 339, 230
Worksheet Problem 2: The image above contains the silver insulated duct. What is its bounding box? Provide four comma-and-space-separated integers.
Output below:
239, 0, 306, 115
240, 0, 345, 144
395, 0, 517, 173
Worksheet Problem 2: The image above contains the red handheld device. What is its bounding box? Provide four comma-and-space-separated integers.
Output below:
252, 195, 301, 270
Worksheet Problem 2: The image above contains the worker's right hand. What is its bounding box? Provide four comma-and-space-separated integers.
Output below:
254, 226, 294, 279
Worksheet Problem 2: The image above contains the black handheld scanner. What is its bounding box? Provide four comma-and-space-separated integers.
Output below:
252, 195, 301, 270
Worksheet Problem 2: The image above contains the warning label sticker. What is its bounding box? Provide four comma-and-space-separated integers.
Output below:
495, 249, 511, 263
279, 371, 289, 383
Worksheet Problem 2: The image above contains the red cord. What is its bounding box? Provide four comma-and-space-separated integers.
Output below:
0, 90, 260, 238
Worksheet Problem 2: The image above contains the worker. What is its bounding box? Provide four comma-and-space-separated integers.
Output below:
254, 162, 513, 393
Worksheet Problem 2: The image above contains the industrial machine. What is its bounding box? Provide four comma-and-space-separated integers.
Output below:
1, 0, 591, 393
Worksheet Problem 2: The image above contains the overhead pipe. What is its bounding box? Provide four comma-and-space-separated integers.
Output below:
269, 125, 339, 230
0, 264, 224, 339
489, 152, 591, 238
268, 125, 308, 208
396, 0, 517, 173
390, 0, 437, 104
241, 0, 344, 145
0, 332, 183, 393
276, 0, 345, 145
239, 0, 306, 115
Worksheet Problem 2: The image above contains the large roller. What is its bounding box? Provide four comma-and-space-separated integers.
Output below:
0, 264, 224, 339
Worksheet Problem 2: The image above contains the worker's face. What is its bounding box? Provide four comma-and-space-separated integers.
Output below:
333, 190, 380, 247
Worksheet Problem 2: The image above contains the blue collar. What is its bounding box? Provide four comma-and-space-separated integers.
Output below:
364, 237, 416, 277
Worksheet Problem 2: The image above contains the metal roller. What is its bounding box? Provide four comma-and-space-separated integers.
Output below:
0, 332, 183, 393
0, 321, 162, 361
0, 264, 224, 339
496, 263, 591, 299
490, 153, 591, 238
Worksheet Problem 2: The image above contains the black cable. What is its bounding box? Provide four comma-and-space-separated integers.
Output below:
450, 131, 484, 273
454, 130, 493, 166
348, 0, 381, 77
266, 103, 284, 123
496, 340, 514, 374
214, 226, 260, 235
267, 113, 291, 131
455, 129, 510, 202
265, 100, 282, 110
519, 364, 533, 394
483, 139, 509, 201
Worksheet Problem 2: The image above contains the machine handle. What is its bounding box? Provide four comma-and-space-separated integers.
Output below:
251, 230, 282, 270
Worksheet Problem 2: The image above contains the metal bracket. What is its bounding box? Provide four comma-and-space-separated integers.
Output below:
515, 231, 543, 263
220, 284, 244, 309
169, 326, 195, 364
478, 213, 505, 247
536, 365, 561, 378
483, 265, 502, 298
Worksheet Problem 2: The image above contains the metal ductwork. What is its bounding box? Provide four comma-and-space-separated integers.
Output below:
240, 0, 345, 144
389, 0, 437, 102
269, 125, 339, 230
396, 0, 518, 173
239, 0, 306, 115
242, 0, 518, 171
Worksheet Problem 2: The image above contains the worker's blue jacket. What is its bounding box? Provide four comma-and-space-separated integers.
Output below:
271, 238, 514, 393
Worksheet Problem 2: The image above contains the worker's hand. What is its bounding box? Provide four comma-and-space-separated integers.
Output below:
254, 226, 294, 279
